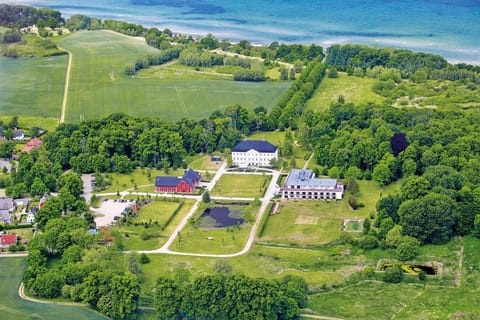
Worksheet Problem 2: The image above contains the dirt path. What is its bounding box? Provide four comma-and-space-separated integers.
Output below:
300, 314, 345, 320
456, 237, 464, 286
58, 45, 72, 123
212, 49, 294, 69
18, 282, 88, 307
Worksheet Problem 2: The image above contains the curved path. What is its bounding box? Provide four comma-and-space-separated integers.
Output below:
58, 46, 72, 123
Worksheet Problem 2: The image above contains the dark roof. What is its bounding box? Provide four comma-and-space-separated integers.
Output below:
232, 140, 277, 153
13, 130, 24, 138
183, 169, 200, 186
155, 176, 182, 187
0, 197, 14, 210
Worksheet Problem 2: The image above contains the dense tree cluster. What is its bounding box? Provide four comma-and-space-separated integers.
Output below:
125, 46, 183, 75
0, 4, 63, 28
103, 19, 144, 37
233, 69, 266, 82
179, 47, 224, 67
268, 59, 326, 129
154, 274, 307, 320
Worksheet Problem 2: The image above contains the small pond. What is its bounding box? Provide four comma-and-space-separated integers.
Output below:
382, 263, 437, 275
200, 206, 244, 228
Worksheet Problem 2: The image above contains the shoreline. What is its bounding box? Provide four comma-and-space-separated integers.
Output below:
2, 1, 479, 66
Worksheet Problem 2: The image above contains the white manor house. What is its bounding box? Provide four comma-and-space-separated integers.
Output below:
231, 140, 278, 167
281, 169, 344, 200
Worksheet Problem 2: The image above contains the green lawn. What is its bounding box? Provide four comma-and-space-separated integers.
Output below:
97, 168, 184, 194
211, 174, 271, 198
307, 73, 384, 111
259, 180, 400, 246
56, 30, 291, 123
113, 199, 195, 251
189, 155, 224, 171
0, 257, 106, 320
306, 237, 480, 319
0, 55, 67, 118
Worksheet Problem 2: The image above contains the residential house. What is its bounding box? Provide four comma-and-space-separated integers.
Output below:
12, 129, 24, 141
22, 137, 43, 153
231, 140, 278, 167
0, 233, 17, 247
281, 169, 344, 200
0, 197, 15, 224
155, 169, 201, 193
26, 207, 37, 224
39, 193, 50, 209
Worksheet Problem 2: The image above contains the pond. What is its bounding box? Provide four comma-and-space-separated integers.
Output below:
200, 206, 244, 228
382, 263, 437, 275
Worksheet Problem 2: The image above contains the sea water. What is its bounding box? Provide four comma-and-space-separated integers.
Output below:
4, 0, 480, 64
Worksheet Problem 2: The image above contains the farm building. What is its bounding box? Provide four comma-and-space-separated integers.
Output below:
231, 140, 278, 167
281, 169, 344, 200
22, 137, 43, 153
155, 169, 201, 193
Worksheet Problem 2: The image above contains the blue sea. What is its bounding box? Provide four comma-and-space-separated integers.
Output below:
4, 0, 480, 64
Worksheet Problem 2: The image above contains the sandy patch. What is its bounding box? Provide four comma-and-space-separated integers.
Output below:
295, 215, 319, 225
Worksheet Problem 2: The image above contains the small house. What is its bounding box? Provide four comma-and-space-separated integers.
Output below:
12, 129, 24, 141
0, 234, 17, 247
22, 137, 43, 153
0, 197, 15, 224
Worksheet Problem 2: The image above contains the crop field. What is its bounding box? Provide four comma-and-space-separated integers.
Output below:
211, 174, 270, 198
0, 55, 67, 118
307, 73, 384, 111
56, 30, 291, 123
0, 257, 105, 320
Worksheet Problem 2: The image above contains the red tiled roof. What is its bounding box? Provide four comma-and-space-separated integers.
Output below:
1, 234, 17, 246
22, 137, 43, 153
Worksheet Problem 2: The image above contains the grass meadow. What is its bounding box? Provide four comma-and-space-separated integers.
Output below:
259, 180, 400, 246
307, 73, 384, 111
57, 30, 291, 123
113, 199, 195, 251
210, 174, 271, 198
0, 257, 105, 320
0, 55, 67, 118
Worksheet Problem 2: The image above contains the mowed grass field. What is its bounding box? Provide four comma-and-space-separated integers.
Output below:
0, 257, 106, 320
307, 72, 384, 111
57, 30, 291, 122
259, 180, 400, 245
211, 174, 271, 198
0, 55, 67, 118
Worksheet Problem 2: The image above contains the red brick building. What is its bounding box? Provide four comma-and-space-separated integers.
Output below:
155, 169, 200, 193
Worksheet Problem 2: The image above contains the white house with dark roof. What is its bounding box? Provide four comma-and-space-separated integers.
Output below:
231, 140, 278, 167
281, 169, 344, 200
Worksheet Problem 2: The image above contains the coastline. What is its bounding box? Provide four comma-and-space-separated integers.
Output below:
1, 0, 479, 65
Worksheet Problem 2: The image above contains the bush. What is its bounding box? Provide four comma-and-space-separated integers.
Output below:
396, 236, 420, 261
140, 253, 150, 264
418, 270, 427, 281
383, 264, 403, 283
358, 235, 378, 250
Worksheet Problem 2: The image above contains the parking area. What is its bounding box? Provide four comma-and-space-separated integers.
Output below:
91, 199, 132, 227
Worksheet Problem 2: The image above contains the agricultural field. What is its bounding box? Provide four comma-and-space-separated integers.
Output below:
0, 257, 105, 320
210, 174, 271, 198
0, 55, 67, 118
56, 30, 291, 123
307, 73, 385, 111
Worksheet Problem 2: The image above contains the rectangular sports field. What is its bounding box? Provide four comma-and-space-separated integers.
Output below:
57, 31, 291, 122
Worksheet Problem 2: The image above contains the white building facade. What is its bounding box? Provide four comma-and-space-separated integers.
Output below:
281, 169, 344, 200
231, 140, 278, 167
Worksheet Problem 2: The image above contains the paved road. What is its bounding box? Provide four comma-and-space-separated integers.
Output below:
138, 162, 281, 258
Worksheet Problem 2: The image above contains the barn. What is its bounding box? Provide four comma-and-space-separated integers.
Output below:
155, 169, 201, 193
